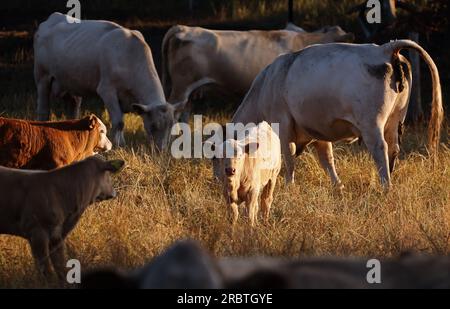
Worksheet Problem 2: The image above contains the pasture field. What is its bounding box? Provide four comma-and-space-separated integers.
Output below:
0, 1, 449, 288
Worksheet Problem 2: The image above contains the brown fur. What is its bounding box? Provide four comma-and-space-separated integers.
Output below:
0, 115, 101, 169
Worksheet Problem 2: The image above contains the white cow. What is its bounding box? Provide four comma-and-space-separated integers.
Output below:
161, 24, 353, 121
212, 121, 281, 226
232, 40, 443, 187
34, 12, 212, 149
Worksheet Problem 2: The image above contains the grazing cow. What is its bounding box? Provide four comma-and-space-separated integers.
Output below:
34, 12, 213, 149
161, 24, 353, 120
212, 121, 281, 226
81, 240, 450, 289
0, 115, 112, 170
0, 156, 124, 282
232, 40, 443, 187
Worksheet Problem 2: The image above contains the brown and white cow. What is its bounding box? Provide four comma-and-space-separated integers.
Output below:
0, 114, 112, 170
161, 24, 353, 121
0, 155, 124, 282
232, 40, 443, 187
211, 121, 281, 226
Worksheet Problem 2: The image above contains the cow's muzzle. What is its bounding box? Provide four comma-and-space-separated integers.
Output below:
225, 167, 236, 177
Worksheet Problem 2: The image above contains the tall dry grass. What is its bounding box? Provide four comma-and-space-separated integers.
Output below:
0, 0, 448, 288
0, 111, 448, 288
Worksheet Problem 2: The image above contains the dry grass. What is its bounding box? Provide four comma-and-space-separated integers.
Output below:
0, 111, 448, 288
0, 0, 448, 288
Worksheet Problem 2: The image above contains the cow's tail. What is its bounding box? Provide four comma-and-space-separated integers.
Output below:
161, 25, 185, 99
383, 39, 443, 158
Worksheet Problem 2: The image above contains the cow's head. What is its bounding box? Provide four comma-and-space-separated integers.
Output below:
132, 78, 216, 152
132, 103, 185, 152
214, 139, 259, 182
92, 157, 125, 203
84, 115, 113, 154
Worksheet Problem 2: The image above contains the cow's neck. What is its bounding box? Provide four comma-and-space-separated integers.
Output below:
232, 98, 262, 125
68, 131, 92, 160
135, 63, 167, 107
51, 161, 98, 215
76, 131, 98, 160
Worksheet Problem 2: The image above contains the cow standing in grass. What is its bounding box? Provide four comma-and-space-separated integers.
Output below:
0, 115, 112, 170
34, 12, 213, 149
0, 156, 124, 283
161, 24, 353, 121
212, 121, 281, 226
232, 40, 443, 187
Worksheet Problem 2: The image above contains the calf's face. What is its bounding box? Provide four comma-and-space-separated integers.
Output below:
87, 115, 113, 153
216, 140, 259, 182
94, 159, 125, 202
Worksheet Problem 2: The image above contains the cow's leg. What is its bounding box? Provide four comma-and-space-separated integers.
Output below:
49, 234, 67, 284
229, 202, 239, 225
97, 85, 125, 147
281, 139, 296, 184
36, 76, 51, 121
384, 120, 402, 175
246, 189, 260, 227
276, 117, 297, 184
64, 95, 82, 119
362, 127, 391, 187
261, 178, 277, 223
312, 141, 343, 190
29, 229, 52, 281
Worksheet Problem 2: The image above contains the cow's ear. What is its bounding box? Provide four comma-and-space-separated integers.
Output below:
132, 104, 150, 115
173, 100, 189, 114
244, 142, 259, 155
105, 160, 125, 173
88, 115, 98, 130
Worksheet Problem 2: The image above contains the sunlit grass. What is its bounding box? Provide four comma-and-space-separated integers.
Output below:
0, 0, 448, 288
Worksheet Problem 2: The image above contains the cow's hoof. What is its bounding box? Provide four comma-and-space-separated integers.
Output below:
333, 182, 345, 195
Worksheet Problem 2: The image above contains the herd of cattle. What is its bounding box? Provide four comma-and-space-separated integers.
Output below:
0, 12, 445, 287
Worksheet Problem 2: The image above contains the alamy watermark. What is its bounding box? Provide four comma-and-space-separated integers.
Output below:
66, 0, 81, 23
366, 0, 382, 24
66, 259, 81, 284
366, 258, 382, 284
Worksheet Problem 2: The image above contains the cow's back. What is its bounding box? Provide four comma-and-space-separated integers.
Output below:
0, 118, 39, 169
242, 122, 281, 186
0, 118, 83, 170
34, 13, 151, 97
165, 26, 300, 96
0, 166, 45, 235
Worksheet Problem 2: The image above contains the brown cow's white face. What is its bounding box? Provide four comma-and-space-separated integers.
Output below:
95, 118, 113, 154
